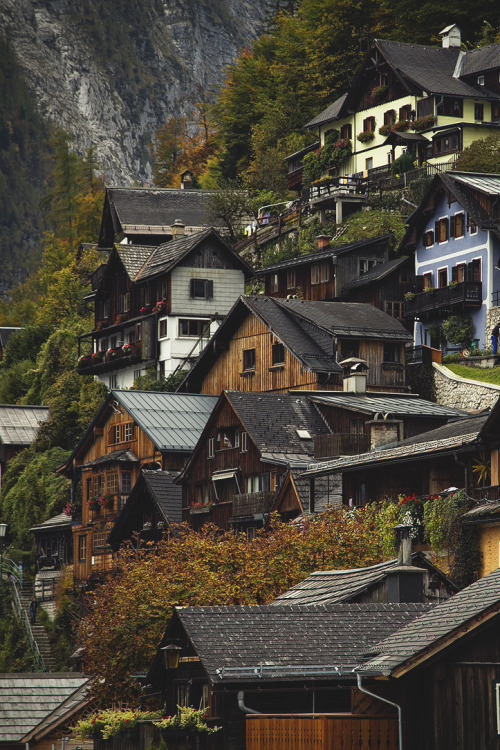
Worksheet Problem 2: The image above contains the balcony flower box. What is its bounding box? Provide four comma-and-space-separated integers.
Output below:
370, 84, 388, 102
190, 502, 213, 514
91, 351, 104, 362
78, 354, 92, 365
122, 343, 133, 355
404, 292, 415, 300
87, 497, 101, 512
140, 305, 151, 314
106, 347, 120, 359
411, 115, 437, 131
357, 130, 375, 143
153, 300, 167, 314
392, 119, 411, 132
424, 286, 437, 294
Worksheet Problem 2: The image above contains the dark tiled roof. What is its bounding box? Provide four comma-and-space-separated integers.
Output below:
341, 257, 410, 291
0, 673, 90, 742
305, 93, 347, 129
0, 405, 50, 446
175, 603, 431, 682
359, 567, 500, 676
29, 513, 72, 533
116, 244, 156, 280
225, 391, 330, 465
256, 236, 391, 275
143, 469, 182, 524
82, 448, 139, 468
461, 43, 500, 76
462, 501, 500, 522
106, 187, 220, 231
137, 230, 212, 279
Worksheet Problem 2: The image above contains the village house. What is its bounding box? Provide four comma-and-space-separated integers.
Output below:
78, 227, 252, 389
58, 389, 217, 584
0, 405, 49, 490
287, 25, 500, 192
398, 171, 500, 351
179, 296, 413, 395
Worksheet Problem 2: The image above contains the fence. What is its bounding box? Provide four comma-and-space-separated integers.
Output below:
10, 579, 46, 671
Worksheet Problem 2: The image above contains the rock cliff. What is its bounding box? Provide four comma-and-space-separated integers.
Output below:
0, 0, 273, 184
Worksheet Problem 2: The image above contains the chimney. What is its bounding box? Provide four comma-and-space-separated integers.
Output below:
181, 170, 193, 189
316, 234, 331, 250
172, 219, 185, 239
340, 358, 368, 394
367, 413, 403, 450
386, 524, 426, 603
440, 24, 461, 48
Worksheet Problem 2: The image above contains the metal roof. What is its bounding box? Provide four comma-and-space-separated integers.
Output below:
113, 390, 218, 452
307, 393, 469, 418
29, 513, 72, 533
449, 172, 500, 196
0, 405, 50, 446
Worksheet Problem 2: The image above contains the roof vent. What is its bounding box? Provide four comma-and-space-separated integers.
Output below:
296, 429, 311, 439
439, 24, 461, 48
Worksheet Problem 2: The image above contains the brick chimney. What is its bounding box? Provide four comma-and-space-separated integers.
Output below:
172, 219, 185, 239
440, 24, 461, 48
367, 413, 403, 449
316, 234, 331, 250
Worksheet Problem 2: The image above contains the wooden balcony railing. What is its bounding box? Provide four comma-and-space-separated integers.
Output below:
232, 490, 277, 518
404, 281, 482, 316
302, 175, 368, 202
314, 432, 371, 459
246, 714, 398, 750
77, 340, 143, 373
469, 485, 500, 503
405, 344, 442, 365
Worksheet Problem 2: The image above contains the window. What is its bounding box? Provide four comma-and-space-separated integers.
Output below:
435, 217, 449, 243
158, 279, 168, 300
383, 109, 396, 126
450, 212, 465, 239
363, 116, 376, 132
110, 422, 135, 445
102, 299, 110, 319
159, 319, 167, 338
478, 75, 485, 86
121, 472, 132, 494
310, 261, 329, 285
492, 102, 500, 122
340, 123, 352, 140
270, 273, 279, 293
360, 258, 381, 274
452, 264, 466, 283
417, 97, 434, 118
208, 437, 215, 458
433, 132, 460, 156
245, 473, 270, 493
178, 319, 210, 337
136, 323, 142, 341
133, 368, 142, 381
93, 524, 109, 553
385, 301, 404, 320
106, 472, 118, 495
438, 268, 448, 288
241, 432, 248, 452
474, 103, 484, 121
423, 272, 433, 289
127, 331, 136, 345
436, 98, 463, 117
468, 259, 481, 282
119, 292, 130, 313
398, 104, 411, 121
339, 339, 359, 359
383, 344, 400, 363
311, 263, 320, 284
144, 287, 151, 305
217, 429, 238, 450
272, 342, 285, 365
468, 213, 478, 234
365, 157, 373, 171
78, 535, 87, 562
108, 374, 118, 389
287, 269, 296, 289
243, 348, 256, 371
190, 278, 213, 299
424, 229, 435, 247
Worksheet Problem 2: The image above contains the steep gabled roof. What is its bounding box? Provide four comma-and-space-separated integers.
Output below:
0, 405, 50, 446
342, 256, 410, 291
359, 566, 500, 677
461, 42, 500, 76
29, 513, 72, 534
0, 673, 90, 743
156, 603, 431, 683
225, 391, 330, 466
115, 243, 155, 280
305, 93, 348, 129
273, 553, 457, 606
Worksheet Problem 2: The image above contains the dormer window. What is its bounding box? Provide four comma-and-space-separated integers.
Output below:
478, 75, 485, 86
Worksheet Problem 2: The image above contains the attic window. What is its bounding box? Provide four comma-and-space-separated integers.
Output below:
478, 75, 485, 86
296, 429, 311, 439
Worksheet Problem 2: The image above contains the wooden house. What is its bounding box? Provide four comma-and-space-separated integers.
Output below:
178, 391, 331, 533
354, 566, 500, 750
144, 602, 431, 750
257, 235, 394, 303
179, 296, 413, 395
29, 513, 73, 606
58, 389, 217, 584
78, 227, 252, 389
0, 405, 49, 490
341, 255, 415, 321
108, 469, 182, 551
291, 26, 500, 187
0, 673, 91, 750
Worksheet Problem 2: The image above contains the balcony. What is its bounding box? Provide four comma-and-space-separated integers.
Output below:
314, 433, 371, 459
302, 175, 368, 204
77, 341, 143, 375
404, 281, 482, 318
232, 490, 277, 519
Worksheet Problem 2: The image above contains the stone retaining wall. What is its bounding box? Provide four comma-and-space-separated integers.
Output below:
433, 362, 500, 411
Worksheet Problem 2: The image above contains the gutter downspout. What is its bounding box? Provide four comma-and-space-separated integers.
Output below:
237, 690, 261, 715
356, 673, 403, 749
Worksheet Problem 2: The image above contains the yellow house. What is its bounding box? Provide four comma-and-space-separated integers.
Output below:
295, 25, 500, 182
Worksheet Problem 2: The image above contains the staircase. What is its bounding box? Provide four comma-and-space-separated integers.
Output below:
16, 587, 57, 672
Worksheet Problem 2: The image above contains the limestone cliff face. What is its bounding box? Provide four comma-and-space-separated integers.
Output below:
0, 0, 272, 184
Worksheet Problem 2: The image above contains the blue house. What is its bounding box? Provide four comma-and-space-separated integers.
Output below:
400, 172, 500, 351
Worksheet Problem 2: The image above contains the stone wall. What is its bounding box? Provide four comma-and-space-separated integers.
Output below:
433, 362, 500, 410
485, 306, 500, 349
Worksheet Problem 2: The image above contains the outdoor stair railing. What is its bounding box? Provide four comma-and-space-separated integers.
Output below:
9, 575, 46, 672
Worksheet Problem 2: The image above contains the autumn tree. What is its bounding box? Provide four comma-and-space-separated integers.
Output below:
79, 508, 385, 703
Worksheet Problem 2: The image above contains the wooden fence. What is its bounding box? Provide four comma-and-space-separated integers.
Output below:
246, 713, 398, 750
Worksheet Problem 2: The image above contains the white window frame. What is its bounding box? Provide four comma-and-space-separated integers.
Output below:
208, 437, 215, 459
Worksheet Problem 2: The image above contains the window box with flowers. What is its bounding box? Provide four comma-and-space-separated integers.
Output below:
378, 124, 392, 136
357, 130, 376, 144
371, 84, 388, 102
78, 354, 92, 366
87, 496, 101, 512
448, 280, 459, 289
153, 300, 167, 314
92, 351, 104, 362
190, 501, 213, 514
100, 494, 114, 510
411, 115, 437, 131
392, 119, 411, 132
424, 286, 437, 294
139, 305, 151, 314
404, 292, 415, 301
122, 343, 133, 355
106, 347, 120, 359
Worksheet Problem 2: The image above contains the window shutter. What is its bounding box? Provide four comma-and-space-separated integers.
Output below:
435, 221, 440, 240
449, 216, 455, 238
206, 280, 214, 299
451, 266, 458, 282
190, 279, 196, 298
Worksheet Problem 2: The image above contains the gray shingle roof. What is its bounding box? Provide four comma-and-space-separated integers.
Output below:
81, 448, 139, 468
0, 405, 50, 446
305, 93, 347, 129
174, 603, 432, 682
447, 172, 500, 197
116, 244, 155, 280
341, 257, 410, 291
0, 673, 90, 742
113, 390, 218, 452
461, 43, 500, 76
106, 186, 220, 232
359, 566, 500, 676
307, 392, 469, 419
29, 513, 72, 533
225, 391, 330, 466
142, 469, 182, 524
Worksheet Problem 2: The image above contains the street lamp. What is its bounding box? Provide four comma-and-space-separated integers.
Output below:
161, 643, 181, 670
0, 523, 7, 579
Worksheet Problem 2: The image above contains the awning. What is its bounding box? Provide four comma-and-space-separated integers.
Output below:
211, 469, 239, 481
383, 131, 430, 146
